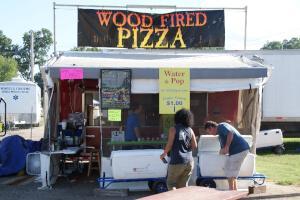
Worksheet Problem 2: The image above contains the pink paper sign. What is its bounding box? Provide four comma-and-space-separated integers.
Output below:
60, 68, 83, 80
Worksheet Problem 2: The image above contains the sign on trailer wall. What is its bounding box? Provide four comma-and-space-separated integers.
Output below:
108, 109, 122, 121
60, 68, 84, 80
0, 84, 38, 114
159, 68, 190, 114
78, 9, 225, 49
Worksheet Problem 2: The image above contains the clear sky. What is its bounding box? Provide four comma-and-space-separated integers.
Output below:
1, 0, 300, 53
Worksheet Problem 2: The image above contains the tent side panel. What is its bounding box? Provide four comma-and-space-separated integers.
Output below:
59, 80, 83, 120
207, 91, 239, 124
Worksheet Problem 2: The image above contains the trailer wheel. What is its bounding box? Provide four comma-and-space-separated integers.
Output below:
197, 178, 216, 188
153, 181, 168, 193
196, 177, 202, 186
273, 145, 285, 154
254, 178, 266, 186
148, 181, 154, 191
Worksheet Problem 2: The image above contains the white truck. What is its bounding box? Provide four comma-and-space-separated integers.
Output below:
0, 77, 42, 127
240, 50, 300, 133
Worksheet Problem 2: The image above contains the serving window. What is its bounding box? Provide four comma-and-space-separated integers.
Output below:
84, 92, 207, 132
83, 90, 208, 155
131, 94, 159, 126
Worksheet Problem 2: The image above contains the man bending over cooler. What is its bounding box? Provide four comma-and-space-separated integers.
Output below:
204, 121, 250, 190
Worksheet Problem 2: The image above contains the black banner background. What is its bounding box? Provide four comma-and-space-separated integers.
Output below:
78, 9, 225, 49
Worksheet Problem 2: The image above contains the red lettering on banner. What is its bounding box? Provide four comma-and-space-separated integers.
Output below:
94, 10, 212, 49
128, 13, 141, 27
160, 14, 169, 28
176, 13, 185, 27
141, 14, 153, 28
170, 14, 176, 27
186, 13, 195, 27
112, 12, 127, 27
96, 11, 112, 26
195, 12, 207, 26
96, 11, 208, 28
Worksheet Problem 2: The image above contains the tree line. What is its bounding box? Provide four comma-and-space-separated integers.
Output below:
0, 29, 53, 90
261, 37, 300, 50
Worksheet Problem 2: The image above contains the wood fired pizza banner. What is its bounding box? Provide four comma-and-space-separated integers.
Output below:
78, 9, 225, 49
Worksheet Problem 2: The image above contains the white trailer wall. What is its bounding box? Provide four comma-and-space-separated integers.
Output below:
261, 53, 300, 121
242, 51, 300, 122
0, 80, 41, 125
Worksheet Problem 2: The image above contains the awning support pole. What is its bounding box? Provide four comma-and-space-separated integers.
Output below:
244, 6, 248, 50
53, 2, 57, 55
98, 78, 103, 175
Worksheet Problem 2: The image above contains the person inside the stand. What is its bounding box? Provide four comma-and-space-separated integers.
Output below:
204, 121, 250, 190
125, 103, 143, 142
160, 109, 197, 190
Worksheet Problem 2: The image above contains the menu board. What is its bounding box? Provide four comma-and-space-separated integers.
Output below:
101, 69, 131, 109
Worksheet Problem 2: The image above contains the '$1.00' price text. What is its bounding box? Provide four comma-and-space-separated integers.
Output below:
166, 100, 183, 106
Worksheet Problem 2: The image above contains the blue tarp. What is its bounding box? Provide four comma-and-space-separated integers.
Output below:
0, 135, 41, 176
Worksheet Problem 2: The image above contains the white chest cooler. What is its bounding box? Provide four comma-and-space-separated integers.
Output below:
110, 149, 168, 179
197, 135, 256, 190
198, 135, 255, 177
256, 129, 283, 149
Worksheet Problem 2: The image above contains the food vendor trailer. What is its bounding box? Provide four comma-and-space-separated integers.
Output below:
0, 76, 41, 126
40, 49, 270, 189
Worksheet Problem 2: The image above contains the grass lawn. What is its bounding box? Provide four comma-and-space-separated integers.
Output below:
256, 138, 300, 186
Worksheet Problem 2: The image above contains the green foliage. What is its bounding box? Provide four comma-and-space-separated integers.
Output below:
34, 72, 43, 91
261, 37, 300, 50
15, 28, 53, 80
0, 55, 18, 82
283, 37, 300, 49
261, 41, 283, 50
0, 30, 18, 57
